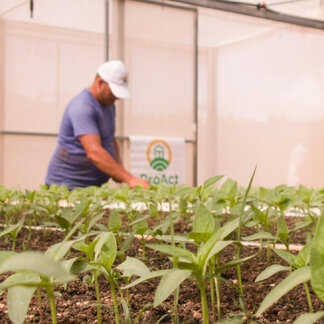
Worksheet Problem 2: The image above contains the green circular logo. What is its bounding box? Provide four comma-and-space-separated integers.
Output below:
147, 140, 172, 172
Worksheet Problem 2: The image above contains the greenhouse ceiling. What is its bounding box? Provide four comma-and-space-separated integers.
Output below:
1, 0, 324, 30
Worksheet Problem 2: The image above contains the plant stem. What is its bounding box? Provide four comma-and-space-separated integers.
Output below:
215, 277, 221, 320
304, 282, 313, 313
36, 288, 43, 322
236, 256, 243, 296
266, 246, 271, 264
12, 237, 16, 252
169, 199, 175, 248
198, 279, 209, 324
169, 198, 179, 323
94, 273, 102, 324
142, 237, 146, 259
209, 258, 217, 322
108, 273, 120, 324
210, 277, 216, 322
46, 286, 57, 324
28, 218, 32, 240
236, 167, 257, 296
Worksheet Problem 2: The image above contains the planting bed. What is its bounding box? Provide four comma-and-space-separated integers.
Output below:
0, 215, 323, 324
1, 179, 324, 324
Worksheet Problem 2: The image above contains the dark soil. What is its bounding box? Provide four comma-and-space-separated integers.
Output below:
0, 215, 322, 323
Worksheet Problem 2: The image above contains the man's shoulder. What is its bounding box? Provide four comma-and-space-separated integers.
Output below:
67, 89, 95, 115
69, 88, 91, 105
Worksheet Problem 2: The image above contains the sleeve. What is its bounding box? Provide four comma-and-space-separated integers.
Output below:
68, 102, 100, 137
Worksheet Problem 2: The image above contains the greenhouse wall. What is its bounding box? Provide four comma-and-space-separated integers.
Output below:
1, 0, 324, 190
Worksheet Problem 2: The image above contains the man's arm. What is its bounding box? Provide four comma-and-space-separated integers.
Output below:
112, 138, 123, 166
79, 134, 149, 188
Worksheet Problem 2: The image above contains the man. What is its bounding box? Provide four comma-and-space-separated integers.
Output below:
45, 60, 149, 190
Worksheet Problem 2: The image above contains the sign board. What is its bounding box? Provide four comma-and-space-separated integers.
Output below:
130, 136, 186, 186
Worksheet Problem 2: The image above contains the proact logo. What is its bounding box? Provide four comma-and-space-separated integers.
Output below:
140, 139, 179, 185
147, 140, 171, 171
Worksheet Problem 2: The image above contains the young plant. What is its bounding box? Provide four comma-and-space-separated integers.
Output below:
120, 213, 257, 324
72, 231, 128, 324
255, 240, 313, 314
255, 211, 324, 319
0, 216, 25, 251
130, 212, 150, 259
104, 208, 135, 263
0, 251, 75, 324
236, 166, 257, 297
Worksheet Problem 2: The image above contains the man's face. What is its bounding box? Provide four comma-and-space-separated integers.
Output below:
98, 80, 118, 106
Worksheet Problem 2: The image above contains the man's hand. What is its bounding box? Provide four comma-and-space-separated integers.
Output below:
128, 176, 149, 189
78, 134, 150, 189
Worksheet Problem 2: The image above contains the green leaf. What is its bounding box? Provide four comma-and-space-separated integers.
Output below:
0, 272, 42, 293
313, 212, 324, 251
0, 252, 75, 283
69, 200, 91, 223
0, 251, 17, 265
294, 241, 312, 268
293, 311, 324, 324
278, 197, 291, 211
88, 211, 105, 232
187, 232, 212, 243
117, 257, 151, 278
45, 232, 95, 261
219, 214, 252, 240
147, 244, 194, 263
220, 178, 237, 196
201, 241, 233, 275
179, 197, 188, 213
120, 232, 135, 255
94, 232, 117, 269
255, 267, 311, 316
0, 217, 25, 239
310, 247, 324, 302
217, 253, 258, 273
154, 269, 192, 307
61, 257, 80, 274
7, 273, 37, 324
255, 264, 290, 282
242, 232, 276, 241
193, 203, 214, 234
149, 203, 159, 217
122, 270, 169, 289
197, 216, 249, 262
154, 235, 193, 244
310, 213, 324, 302
294, 220, 313, 232
133, 214, 148, 236
272, 249, 296, 267
73, 240, 95, 260
70, 260, 92, 274
45, 241, 73, 261
251, 205, 268, 227
203, 175, 224, 188
170, 186, 193, 198
276, 217, 289, 244
54, 215, 70, 231
108, 210, 122, 233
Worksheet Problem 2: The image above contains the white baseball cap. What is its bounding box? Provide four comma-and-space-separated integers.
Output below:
97, 60, 130, 99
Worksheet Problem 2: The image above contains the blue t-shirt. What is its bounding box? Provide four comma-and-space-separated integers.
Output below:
45, 88, 116, 189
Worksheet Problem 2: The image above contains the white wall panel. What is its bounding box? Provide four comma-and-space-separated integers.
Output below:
4, 33, 58, 133
198, 10, 324, 187
3, 135, 57, 190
